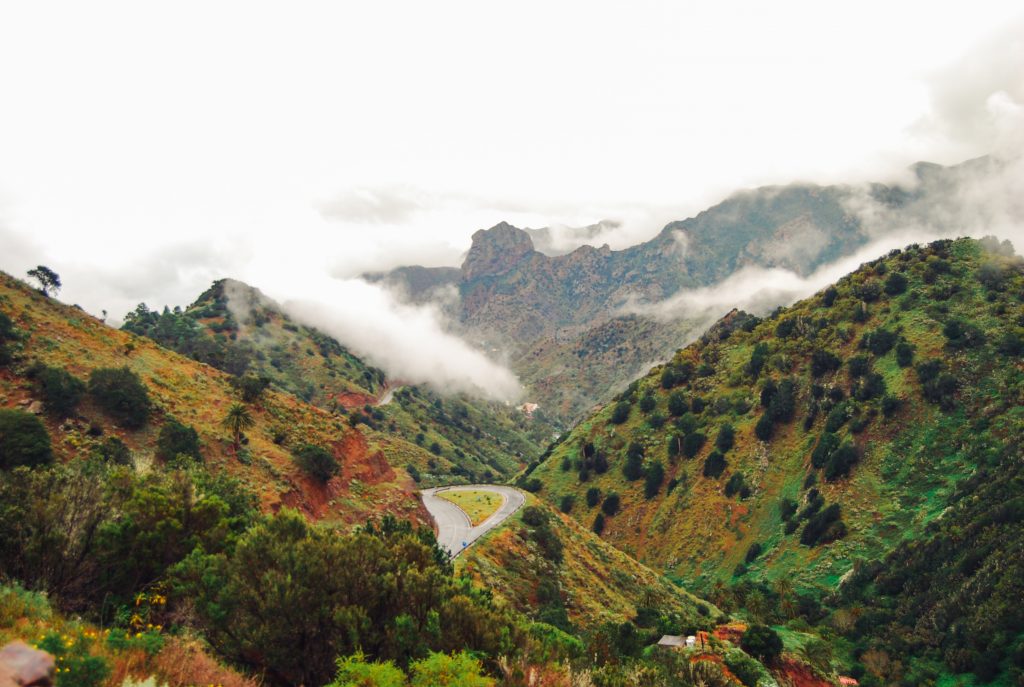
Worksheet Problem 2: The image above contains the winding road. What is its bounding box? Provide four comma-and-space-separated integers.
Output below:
420, 485, 525, 558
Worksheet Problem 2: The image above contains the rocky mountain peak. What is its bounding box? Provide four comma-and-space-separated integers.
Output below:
462, 222, 536, 281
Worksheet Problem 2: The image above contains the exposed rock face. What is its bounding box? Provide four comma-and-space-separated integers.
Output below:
0, 642, 55, 687
462, 221, 536, 281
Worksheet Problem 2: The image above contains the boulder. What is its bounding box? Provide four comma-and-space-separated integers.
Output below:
0, 641, 55, 687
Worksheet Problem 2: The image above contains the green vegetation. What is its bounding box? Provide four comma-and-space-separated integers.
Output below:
437, 489, 503, 526
88, 366, 151, 428
0, 409, 52, 469
30, 363, 85, 418
292, 443, 340, 482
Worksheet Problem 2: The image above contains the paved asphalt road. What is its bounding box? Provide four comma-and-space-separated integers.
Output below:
420, 485, 525, 558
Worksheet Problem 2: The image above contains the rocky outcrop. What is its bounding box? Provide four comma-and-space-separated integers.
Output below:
0, 642, 55, 687
462, 222, 536, 281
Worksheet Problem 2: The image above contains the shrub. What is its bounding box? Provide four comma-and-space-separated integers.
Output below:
854, 372, 886, 401
88, 367, 151, 428
811, 432, 840, 469
522, 506, 548, 527
667, 391, 688, 416
767, 378, 796, 423
559, 494, 574, 514
810, 349, 841, 377
0, 410, 53, 469
585, 487, 601, 507
824, 443, 859, 481
593, 513, 605, 534
854, 281, 882, 303
648, 412, 666, 429
747, 343, 769, 378
821, 286, 838, 307
848, 355, 870, 378
703, 451, 727, 478
644, 461, 665, 499
895, 341, 915, 367
0, 311, 15, 342
884, 272, 908, 295
715, 423, 735, 452
881, 395, 902, 417
741, 624, 783, 662
33, 364, 85, 418
724, 473, 748, 498
601, 493, 620, 516
157, 419, 202, 462
94, 436, 132, 465
610, 401, 631, 424
233, 374, 271, 403
754, 413, 774, 441
638, 393, 656, 413
292, 444, 340, 482
861, 328, 897, 355
801, 503, 845, 546
623, 450, 644, 481
406, 463, 421, 483
943, 318, 985, 349
744, 542, 763, 564
682, 432, 706, 458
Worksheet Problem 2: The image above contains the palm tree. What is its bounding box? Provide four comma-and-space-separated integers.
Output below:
222, 402, 254, 451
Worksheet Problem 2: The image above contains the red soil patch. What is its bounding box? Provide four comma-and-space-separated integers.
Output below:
772, 657, 834, 687
334, 391, 376, 409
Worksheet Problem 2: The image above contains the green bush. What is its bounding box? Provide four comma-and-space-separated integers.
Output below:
33, 364, 85, 418
610, 401, 631, 424
601, 493, 620, 516
292, 444, 340, 482
638, 394, 656, 413
156, 419, 202, 462
585, 487, 601, 507
703, 451, 727, 478
94, 436, 132, 465
593, 513, 605, 534
644, 461, 665, 499
895, 341, 915, 367
0, 409, 52, 469
740, 624, 782, 662
682, 432, 706, 458
715, 423, 735, 452
88, 367, 151, 428
884, 272, 908, 295
559, 494, 574, 514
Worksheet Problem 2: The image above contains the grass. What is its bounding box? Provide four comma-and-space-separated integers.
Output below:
437, 489, 503, 525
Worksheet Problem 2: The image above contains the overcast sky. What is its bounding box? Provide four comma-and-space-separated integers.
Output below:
0, 1, 1022, 397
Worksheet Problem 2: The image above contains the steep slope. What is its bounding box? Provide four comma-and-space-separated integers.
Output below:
459, 494, 718, 630
122, 278, 556, 484
528, 237, 1023, 601
0, 271, 426, 524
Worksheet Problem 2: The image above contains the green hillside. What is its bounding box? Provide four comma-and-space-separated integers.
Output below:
526, 236, 1024, 682
527, 239, 1015, 574
121, 278, 556, 485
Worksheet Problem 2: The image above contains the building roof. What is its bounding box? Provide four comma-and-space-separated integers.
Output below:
656, 635, 687, 648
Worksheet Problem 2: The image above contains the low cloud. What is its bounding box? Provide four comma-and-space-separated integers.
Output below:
227, 275, 523, 403
622, 229, 936, 327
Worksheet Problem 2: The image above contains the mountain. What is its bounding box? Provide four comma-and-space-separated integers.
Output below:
525, 236, 1024, 683
121, 278, 558, 485
378, 158, 1001, 425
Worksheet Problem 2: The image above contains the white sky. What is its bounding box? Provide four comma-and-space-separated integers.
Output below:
0, 0, 1021, 321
